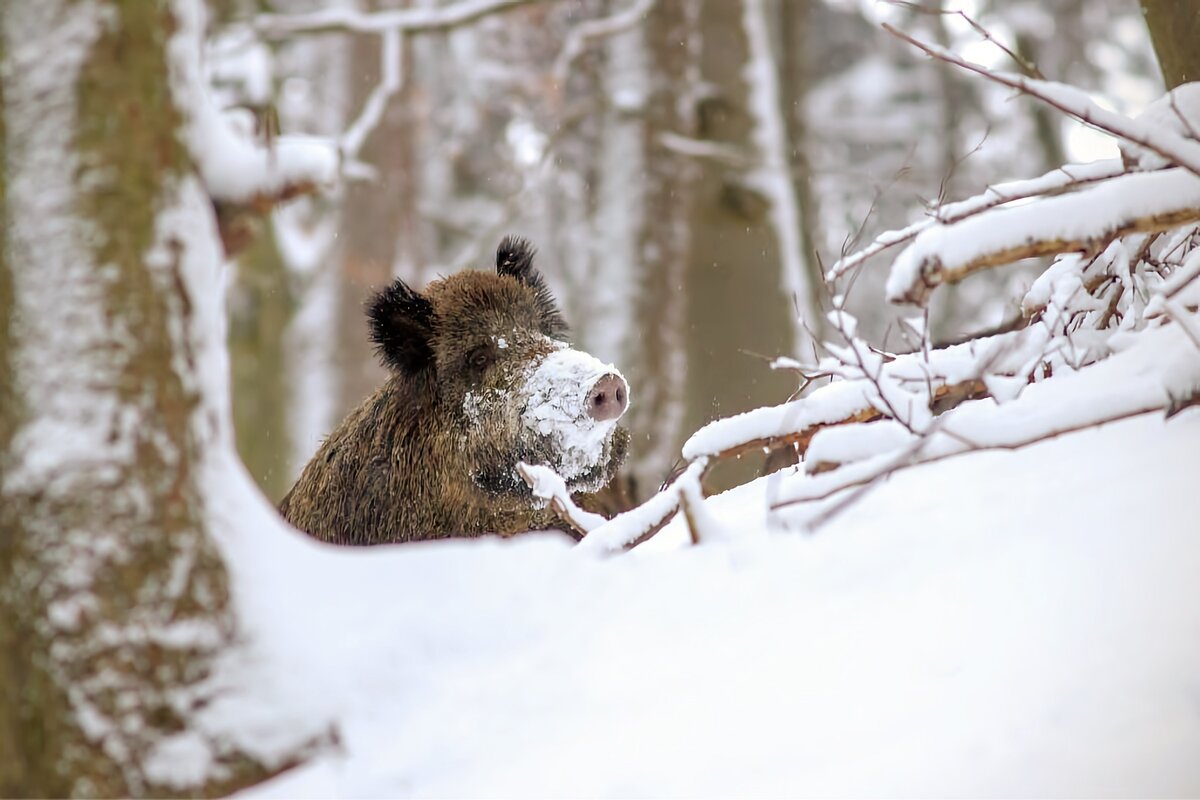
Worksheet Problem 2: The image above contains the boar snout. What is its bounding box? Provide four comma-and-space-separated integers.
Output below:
587, 373, 628, 422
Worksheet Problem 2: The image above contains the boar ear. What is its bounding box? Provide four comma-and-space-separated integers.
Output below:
368, 278, 435, 374
495, 235, 569, 337
495, 235, 537, 282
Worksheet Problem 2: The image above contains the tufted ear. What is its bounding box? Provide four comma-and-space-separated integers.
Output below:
495, 235, 568, 337
367, 278, 435, 374
495, 235, 537, 282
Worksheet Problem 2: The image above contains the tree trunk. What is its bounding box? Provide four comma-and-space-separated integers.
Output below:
779, 0, 826, 340
618, 0, 701, 498
335, 4, 422, 418
230, 228, 296, 503
683, 0, 801, 491
0, 2, 308, 794
1142, 0, 1200, 89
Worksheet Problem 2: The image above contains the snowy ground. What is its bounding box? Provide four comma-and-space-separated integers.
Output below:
222, 402, 1200, 798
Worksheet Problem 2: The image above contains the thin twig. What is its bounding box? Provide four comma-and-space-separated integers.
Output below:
883, 23, 1200, 179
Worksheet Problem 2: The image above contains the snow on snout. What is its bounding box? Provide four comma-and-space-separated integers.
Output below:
520, 347, 628, 480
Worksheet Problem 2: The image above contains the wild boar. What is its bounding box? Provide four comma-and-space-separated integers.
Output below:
279, 236, 629, 544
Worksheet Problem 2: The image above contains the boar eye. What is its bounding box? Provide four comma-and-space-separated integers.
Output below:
467, 346, 495, 372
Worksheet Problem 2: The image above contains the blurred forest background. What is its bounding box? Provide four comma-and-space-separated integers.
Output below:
220, 0, 1161, 502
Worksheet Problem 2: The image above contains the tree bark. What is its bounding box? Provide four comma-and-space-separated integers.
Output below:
1142, 0, 1200, 89
0, 2, 305, 794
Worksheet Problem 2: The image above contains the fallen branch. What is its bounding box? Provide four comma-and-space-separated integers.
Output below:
517, 463, 607, 540
683, 376, 992, 470
771, 320, 1200, 525
783, 404, 1163, 530
575, 460, 707, 554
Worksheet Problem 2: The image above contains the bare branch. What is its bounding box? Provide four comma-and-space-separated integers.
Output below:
516, 463, 607, 540
882, 0, 1044, 79
883, 23, 1200, 179
552, 0, 656, 84
257, 0, 553, 37
340, 28, 404, 161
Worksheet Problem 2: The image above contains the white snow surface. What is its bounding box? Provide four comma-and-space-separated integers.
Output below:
231, 398, 1200, 798
224, 320, 1200, 797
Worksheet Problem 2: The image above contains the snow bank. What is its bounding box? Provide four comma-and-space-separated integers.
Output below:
234, 404, 1200, 798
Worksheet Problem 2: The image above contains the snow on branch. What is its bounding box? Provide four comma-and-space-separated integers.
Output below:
886, 168, 1200, 306
680, 327, 1026, 464
517, 462, 607, 539
933, 160, 1126, 224
772, 320, 1200, 523
576, 461, 707, 554
256, 0, 552, 37
828, 161, 1125, 282
169, 0, 338, 256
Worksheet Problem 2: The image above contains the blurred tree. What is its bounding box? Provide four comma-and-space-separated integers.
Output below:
1142, 0, 1200, 88
335, 6, 421, 417
230, 227, 296, 502
682, 0, 802, 490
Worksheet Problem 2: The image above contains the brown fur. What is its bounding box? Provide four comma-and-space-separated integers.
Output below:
279, 238, 628, 545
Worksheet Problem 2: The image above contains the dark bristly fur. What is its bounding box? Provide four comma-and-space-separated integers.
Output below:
495, 235, 567, 337
367, 278, 435, 374
279, 237, 628, 545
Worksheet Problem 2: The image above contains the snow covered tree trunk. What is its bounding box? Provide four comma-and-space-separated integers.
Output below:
0, 2, 294, 794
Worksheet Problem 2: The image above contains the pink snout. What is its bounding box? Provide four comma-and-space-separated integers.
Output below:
586, 373, 628, 422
